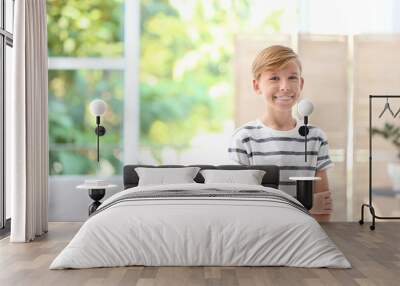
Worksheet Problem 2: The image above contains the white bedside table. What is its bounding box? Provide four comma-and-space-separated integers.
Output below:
76, 183, 117, 215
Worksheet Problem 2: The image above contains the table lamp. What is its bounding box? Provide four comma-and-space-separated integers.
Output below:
294, 99, 319, 209
298, 99, 314, 162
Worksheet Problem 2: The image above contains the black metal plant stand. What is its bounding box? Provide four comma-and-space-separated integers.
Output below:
359, 95, 400, 230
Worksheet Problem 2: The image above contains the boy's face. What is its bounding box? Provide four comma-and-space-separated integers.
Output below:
253, 60, 304, 112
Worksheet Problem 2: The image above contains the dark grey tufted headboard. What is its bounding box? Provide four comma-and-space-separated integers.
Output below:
123, 165, 280, 190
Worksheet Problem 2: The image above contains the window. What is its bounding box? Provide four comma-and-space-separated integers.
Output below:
48, 69, 124, 175
1, 0, 14, 230
47, 0, 126, 175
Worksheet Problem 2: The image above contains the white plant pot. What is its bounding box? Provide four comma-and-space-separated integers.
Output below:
387, 162, 400, 192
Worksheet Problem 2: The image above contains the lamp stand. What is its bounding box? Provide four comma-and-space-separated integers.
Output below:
298, 116, 310, 162
94, 116, 106, 162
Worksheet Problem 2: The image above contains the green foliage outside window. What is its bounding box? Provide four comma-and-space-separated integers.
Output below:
139, 0, 282, 161
372, 122, 400, 159
49, 70, 123, 175
47, 0, 124, 57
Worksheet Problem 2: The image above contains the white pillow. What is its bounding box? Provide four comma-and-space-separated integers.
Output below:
200, 169, 266, 185
135, 167, 201, 186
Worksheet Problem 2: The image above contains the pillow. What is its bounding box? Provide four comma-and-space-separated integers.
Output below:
200, 169, 266, 185
135, 167, 201, 186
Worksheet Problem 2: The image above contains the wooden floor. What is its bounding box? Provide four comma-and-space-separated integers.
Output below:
0, 222, 399, 286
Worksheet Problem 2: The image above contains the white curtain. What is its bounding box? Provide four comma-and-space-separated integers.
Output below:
8, 0, 49, 242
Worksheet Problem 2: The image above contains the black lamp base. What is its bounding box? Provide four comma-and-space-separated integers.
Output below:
296, 180, 314, 210
95, 125, 106, 136
88, 189, 105, 215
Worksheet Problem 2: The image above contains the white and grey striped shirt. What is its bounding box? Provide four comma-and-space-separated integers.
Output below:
228, 118, 334, 197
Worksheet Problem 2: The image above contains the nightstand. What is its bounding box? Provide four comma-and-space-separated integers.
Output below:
289, 176, 321, 210
76, 183, 117, 215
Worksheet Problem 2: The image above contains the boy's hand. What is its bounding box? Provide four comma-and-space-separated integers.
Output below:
310, 191, 332, 215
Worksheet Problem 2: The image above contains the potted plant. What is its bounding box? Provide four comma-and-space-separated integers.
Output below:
372, 122, 400, 191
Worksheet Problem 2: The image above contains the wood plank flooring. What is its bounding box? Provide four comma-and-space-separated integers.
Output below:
0, 222, 399, 286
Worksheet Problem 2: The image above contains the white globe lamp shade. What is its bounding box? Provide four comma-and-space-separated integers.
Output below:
297, 99, 314, 116
90, 99, 107, 116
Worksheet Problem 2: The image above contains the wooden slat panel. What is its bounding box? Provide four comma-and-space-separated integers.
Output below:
298, 35, 348, 147
298, 34, 348, 221
353, 35, 400, 219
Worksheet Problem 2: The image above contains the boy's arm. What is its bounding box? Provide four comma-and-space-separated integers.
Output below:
311, 169, 332, 222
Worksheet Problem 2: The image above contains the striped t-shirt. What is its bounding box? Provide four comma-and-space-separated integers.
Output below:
228, 118, 334, 197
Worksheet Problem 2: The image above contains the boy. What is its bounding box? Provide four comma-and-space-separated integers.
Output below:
228, 45, 333, 221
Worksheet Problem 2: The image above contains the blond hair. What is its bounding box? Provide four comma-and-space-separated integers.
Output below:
251, 45, 302, 80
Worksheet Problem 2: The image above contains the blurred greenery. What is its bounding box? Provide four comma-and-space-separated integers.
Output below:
47, 0, 283, 175
48, 70, 123, 175
372, 122, 400, 159
47, 0, 124, 57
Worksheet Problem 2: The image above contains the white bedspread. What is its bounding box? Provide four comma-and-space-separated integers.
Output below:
50, 183, 351, 269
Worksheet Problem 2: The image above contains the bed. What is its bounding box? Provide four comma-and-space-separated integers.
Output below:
50, 164, 351, 269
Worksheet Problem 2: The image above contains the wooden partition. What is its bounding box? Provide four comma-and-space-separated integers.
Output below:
353, 35, 400, 219
298, 35, 348, 221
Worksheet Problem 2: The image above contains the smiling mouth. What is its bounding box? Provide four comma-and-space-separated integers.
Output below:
273, 96, 294, 101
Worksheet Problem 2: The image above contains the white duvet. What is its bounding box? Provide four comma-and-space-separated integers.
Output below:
50, 183, 351, 269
